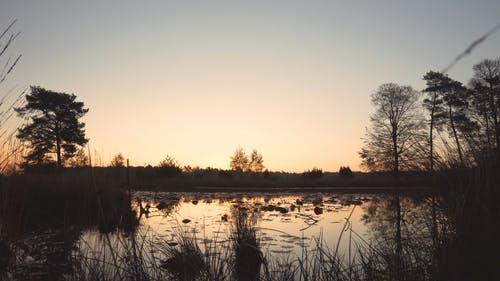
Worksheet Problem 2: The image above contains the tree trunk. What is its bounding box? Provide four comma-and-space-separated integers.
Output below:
55, 122, 62, 169
392, 129, 399, 179
449, 104, 464, 167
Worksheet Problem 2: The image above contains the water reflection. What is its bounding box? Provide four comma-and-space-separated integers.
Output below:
361, 193, 442, 280
3, 190, 445, 280
0, 186, 138, 280
132, 191, 373, 258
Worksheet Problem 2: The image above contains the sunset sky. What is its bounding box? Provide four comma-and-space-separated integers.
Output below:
1, 1, 499, 172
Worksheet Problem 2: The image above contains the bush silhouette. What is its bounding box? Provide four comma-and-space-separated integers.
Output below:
156, 155, 182, 178
339, 166, 354, 178
301, 167, 323, 179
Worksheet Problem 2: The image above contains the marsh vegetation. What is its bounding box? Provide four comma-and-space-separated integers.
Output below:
0, 167, 498, 281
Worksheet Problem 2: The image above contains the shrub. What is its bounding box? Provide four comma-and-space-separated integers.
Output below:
301, 167, 323, 179
339, 166, 354, 178
232, 210, 262, 281
20, 162, 57, 174
160, 233, 205, 281
218, 169, 233, 179
156, 155, 182, 178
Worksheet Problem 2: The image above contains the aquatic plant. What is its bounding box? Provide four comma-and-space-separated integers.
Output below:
160, 233, 205, 281
231, 209, 262, 281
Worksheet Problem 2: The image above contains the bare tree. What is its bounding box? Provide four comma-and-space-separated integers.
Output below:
249, 149, 265, 172
109, 153, 125, 167
65, 148, 89, 168
360, 83, 426, 177
230, 147, 249, 172
469, 58, 500, 163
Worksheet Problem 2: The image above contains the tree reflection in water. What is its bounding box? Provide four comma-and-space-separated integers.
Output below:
361, 192, 446, 281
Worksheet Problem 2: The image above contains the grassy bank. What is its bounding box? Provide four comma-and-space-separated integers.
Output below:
0, 170, 139, 279
0, 174, 137, 237
435, 163, 500, 281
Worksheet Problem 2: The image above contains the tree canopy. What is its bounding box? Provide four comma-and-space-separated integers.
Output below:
419, 58, 500, 169
249, 149, 265, 172
423, 71, 473, 168
109, 153, 125, 167
469, 58, 500, 163
360, 83, 426, 176
156, 155, 182, 177
230, 148, 249, 172
230, 148, 265, 172
16, 86, 88, 168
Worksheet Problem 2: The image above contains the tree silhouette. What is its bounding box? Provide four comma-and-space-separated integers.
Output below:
339, 166, 354, 178
360, 83, 426, 177
249, 149, 265, 172
301, 167, 323, 179
469, 58, 500, 163
156, 155, 182, 177
229, 148, 265, 172
109, 153, 125, 167
423, 71, 446, 172
66, 148, 89, 168
158, 155, 179, 168
443, 79, 470, 167
423, 72, 471, 168
16, 86, 88, 169
230, 148, 249, 172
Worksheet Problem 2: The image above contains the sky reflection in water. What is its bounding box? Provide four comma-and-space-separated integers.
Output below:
129, 192, 376, 258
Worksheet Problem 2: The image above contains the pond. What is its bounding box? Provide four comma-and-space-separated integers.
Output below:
123, 191, 374, 256
6, 189, 439, 281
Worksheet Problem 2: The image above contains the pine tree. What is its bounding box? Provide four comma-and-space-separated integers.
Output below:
16, 86, 88, 169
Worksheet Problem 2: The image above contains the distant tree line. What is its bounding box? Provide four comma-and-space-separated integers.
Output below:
360, 57, 500, 177
301, 167, 323, 179
109, 153, 183, 178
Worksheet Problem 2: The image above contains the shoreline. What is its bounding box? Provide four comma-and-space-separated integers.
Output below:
133, 185, 433, 193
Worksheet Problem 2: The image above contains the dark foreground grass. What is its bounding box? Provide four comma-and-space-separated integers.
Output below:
0, 174, 137, 237
0, 171, 138, 280
435, 163, 500, 281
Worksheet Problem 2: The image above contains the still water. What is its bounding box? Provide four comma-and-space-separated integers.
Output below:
6, 189, 437, 280
81, 190, 433, 261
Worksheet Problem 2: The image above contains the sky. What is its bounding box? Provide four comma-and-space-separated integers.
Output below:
1, 1, 499, 172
